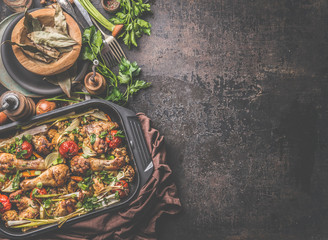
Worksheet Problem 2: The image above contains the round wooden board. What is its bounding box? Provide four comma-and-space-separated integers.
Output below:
0, 13, 41, 97
3, 0, 33, 13
11, 8, 82, 76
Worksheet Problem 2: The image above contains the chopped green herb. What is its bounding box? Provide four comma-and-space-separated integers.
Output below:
76, 201, 82, 208
72, 128, 79, 134
15, 137, 23, 146
99, 131, 107, 139
14, 194, 21, 200
31, 156, 36, 160
59, 139, 66, 147
12, 170, 21, 190
107, 155, 115, 160
22, 134, 33, 143
31, 188, 38, 198
37, 182, 43, 189
44, 199, 52, 209
90, 134, 96, 145
35, 171, 41, 176
16, 150, 28, 159
114, 130, 125, 138
98, 171, 115, 184
83, 116, 87, 124
78, 176, 93, 191
82, 196, 100, 210
82, 154, 90, 159
115, 191, 120, 200
52, 157, 64, 166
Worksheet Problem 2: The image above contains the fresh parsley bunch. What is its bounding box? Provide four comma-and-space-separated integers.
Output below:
81, 26, 151, 104
110, 0, 151, 48
106, 58, 151, 103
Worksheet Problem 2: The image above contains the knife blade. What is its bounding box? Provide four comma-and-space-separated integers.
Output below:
57, 0, 85, 28
73, 0, 93, 27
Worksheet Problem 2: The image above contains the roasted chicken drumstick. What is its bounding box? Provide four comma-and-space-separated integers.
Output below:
90, 157, 125, 171
20, 164, 69, 191
0, 153, 46, 172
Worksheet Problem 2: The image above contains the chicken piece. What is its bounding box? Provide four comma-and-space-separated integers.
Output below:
54, 120, 69, 132
8, 190, 39, 220
0, 153, 46, 173
70, 156, 90, 175
122, 165, 135, 182
48, 129, 60, 145
83, 121, 118, 154
67, 180, 78, 193
20, 164, 70, 191
111, 147, 127, 157
9, 190, 35, 211
32, 135, 53, 156
54, 199, 76, 217
93, 178, 105, 195
90, 157, 125, 171
111, 147, 130, 163
1, 210, 18, 222
19, 207, 39, 220
81, 189, 93, 198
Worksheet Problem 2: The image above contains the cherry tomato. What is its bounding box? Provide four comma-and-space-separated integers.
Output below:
17, 141, 33, 159
106, 130, 122, 149
59, 141, 79, 159
30, 187, 47, 200
0, 194, 11, 213
111, 180, 129, 198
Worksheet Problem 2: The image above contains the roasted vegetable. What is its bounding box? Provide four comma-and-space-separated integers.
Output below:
106, 130, 123, 149
59, 141, 79, 159
0, 112, 8, 126
0, 194, 11, 213
16, 141, 33, 159
36, 99, 56, 115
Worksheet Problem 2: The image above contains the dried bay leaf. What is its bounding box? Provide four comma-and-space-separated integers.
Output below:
35, 44, 60, 59
22, 49, 52, 63
57, 46, 73, 53
43, 26, 69, 36
44, 63, 77, 97
24, 10, 42, 33
5, 41, 53, 63
28, 31, 77, 48
54, 3, 68, 35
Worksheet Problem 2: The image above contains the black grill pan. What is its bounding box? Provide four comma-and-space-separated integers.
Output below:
0, 99, 153, 239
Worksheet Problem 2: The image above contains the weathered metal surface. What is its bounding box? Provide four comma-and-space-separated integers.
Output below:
1, 0, 328, 240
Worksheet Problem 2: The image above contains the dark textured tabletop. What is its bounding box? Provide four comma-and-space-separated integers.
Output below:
1, 0, 328, 239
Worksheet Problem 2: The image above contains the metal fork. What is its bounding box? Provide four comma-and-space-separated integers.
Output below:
90, 18, 126, 67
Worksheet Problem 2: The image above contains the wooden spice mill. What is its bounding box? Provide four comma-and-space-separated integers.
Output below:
84, 60, 107, 96
0, 91, 35, 121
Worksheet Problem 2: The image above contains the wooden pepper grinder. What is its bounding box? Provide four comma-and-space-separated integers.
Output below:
0, 91, 35, 121
84, 60, 107, 96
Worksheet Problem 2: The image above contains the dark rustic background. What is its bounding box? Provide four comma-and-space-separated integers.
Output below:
1, 0, 328, 239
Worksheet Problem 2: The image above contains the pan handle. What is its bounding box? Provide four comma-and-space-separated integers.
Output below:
111, 104, 153, 187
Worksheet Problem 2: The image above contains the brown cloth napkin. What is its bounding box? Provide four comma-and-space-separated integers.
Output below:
37, 113, 181, 240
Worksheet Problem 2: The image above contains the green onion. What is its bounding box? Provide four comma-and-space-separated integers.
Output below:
78, 0, 115, 32
34, 193, 63, 198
